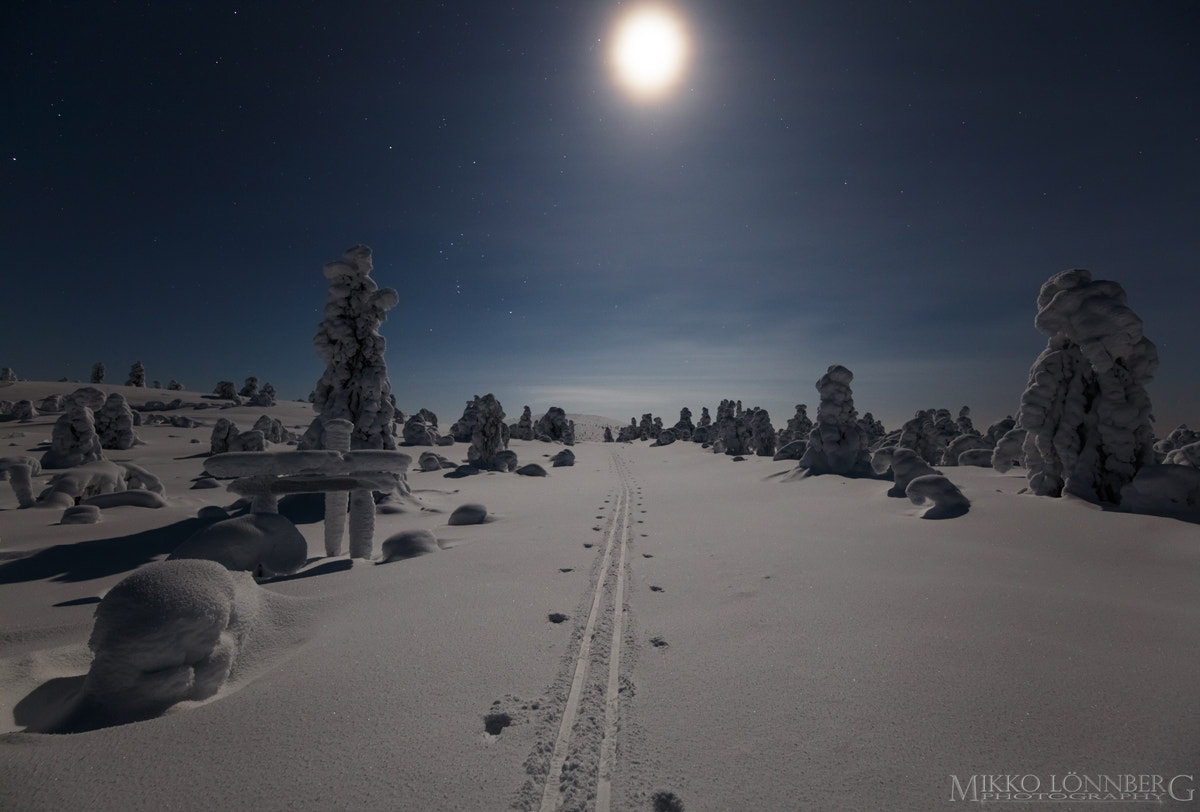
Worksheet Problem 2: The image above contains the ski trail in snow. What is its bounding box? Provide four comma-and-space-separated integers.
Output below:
537, 448, 633, 812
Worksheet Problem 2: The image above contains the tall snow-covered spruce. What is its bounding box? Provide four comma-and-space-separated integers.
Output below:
299, 245, 400, 450
1008, 268, 1158, 503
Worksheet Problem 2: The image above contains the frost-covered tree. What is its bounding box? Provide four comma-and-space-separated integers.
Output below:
671, 407, 695, 441
213, 381, 238, 400
91, 362, 106, 384
1006, 269, 1157, 503
300, 245, 399, 450
603, 426, 614, 443
239, 377, 259, 398
747, 407, 776, 456
95, 393, 140, 450
511, 406, 534, 441
41, 399, 105, 469
0, 368, 16, 382
126, 361, 146, 387
467, 394, 508, 469
796, 365, 872, 476
536, 407, 572, 443
167, 379, 184, 391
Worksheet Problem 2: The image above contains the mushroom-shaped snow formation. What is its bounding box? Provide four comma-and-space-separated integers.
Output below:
796, 365, 872, 476
82, 559, 258, 726
300, 245, 400, 451
906, 474, 970, 519
169, 513, 308, 578
1010, 269, 1158, 503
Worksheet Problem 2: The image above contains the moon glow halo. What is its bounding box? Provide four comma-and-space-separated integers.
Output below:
609, 5, 690, 101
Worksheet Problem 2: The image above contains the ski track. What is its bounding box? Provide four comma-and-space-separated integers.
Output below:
534, 447, 634, 812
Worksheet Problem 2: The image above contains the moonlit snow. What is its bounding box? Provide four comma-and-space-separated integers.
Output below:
1, 265, 1197, 810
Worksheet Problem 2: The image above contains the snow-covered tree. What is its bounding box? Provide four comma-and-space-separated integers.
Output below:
796, 365, 872, 476
1006, 269, 1157, 503
126, 361, 146, 387
300, 245, 399, 450
91, 362, 106, 384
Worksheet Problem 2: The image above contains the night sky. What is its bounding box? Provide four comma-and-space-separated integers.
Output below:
4, 1, 1198, 432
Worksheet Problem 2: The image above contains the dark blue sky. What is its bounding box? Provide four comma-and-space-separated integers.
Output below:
4, 1, 1197, 431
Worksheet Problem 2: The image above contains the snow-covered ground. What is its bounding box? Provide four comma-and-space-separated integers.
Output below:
1, 382, 1197, 810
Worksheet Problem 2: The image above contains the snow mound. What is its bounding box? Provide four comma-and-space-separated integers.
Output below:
906, 474, 970, 519
82, 560, 261, 725
379, 529, 440, 562
169, 513, 308, 578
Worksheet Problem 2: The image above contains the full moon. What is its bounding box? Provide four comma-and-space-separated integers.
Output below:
609, 5, 690, 101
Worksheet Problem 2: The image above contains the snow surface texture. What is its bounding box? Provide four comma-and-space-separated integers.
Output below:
300, 245, 400, 451
81, 560, 259, 728
169, 513, 307, 578
796, 365, 872, 476
1011, 269, 1158, 503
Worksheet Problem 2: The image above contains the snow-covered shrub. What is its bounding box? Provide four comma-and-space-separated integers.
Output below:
95, 393, 140, 450
1008, 269, 1157, 503
536, 407, 572, 443
1, 367, 16, 382
1119, 464, 1200, 514
37, 394, 66, 414
210, 418, 241, 455
82, 559, 259, 724
402, 410, 439, 446
653, 428, 677, 447
167, 379, 184, 391
169, 513, 307, 578
777, 404, 812, 447
11, 399, 36, 422
511, 406, 534, 441
603, 427, 614, 443
1154, 424, 1199, 463
551, 448, 576, 467
300, 244, 399, 450
796, 365, 872, 476
671, 407, 695, 441
213, 381, 238, 400
41, 401, 105, 469
1164, 442, 1200, 468
37, 461, 125, 507
238, 377, 259, 398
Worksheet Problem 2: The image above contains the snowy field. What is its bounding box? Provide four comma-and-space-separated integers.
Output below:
1, 381, 1197, 811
